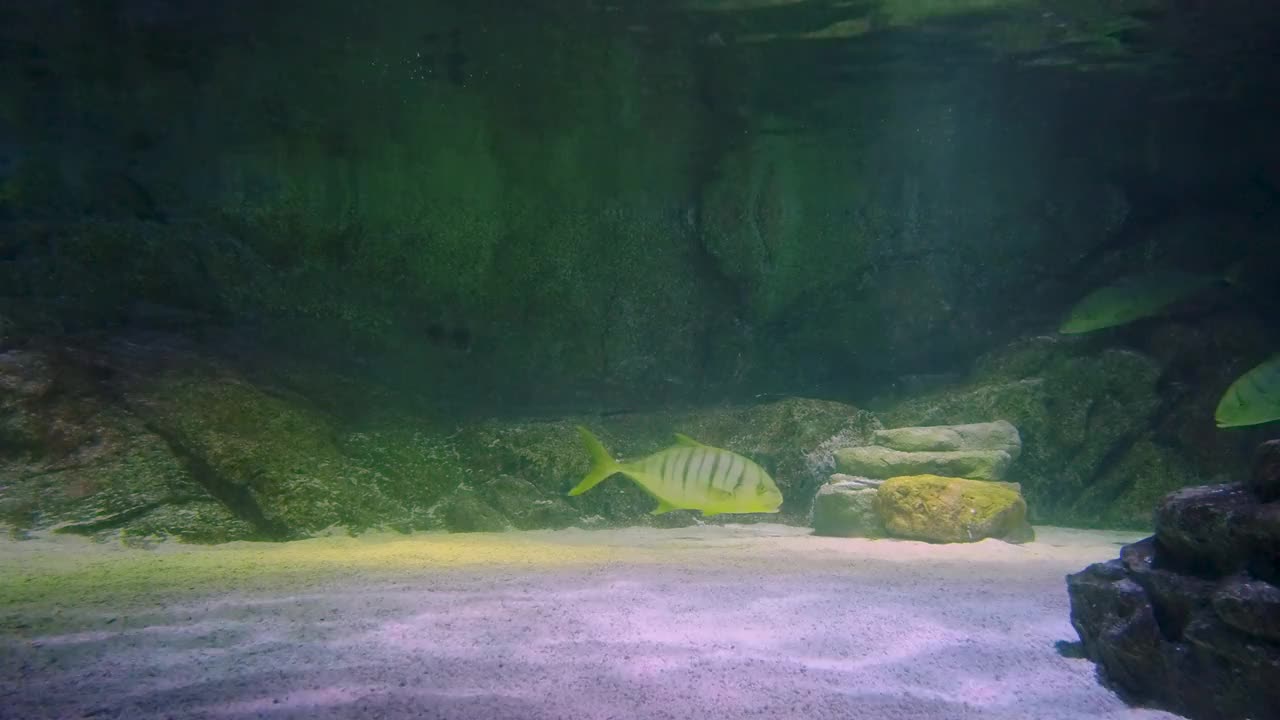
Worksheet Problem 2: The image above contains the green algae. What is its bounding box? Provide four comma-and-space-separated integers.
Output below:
874, 474, 1030, 543
883, 336, 1166, 528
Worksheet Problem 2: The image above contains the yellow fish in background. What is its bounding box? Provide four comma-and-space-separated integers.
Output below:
1215, 354, 1280, 428
568, 426, 784, 517
1058, 270, 1220, 334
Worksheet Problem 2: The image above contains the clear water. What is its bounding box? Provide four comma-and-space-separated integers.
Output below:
1, 2, 1277, 719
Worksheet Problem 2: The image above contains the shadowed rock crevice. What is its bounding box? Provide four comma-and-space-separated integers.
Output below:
130, 414, 294, 541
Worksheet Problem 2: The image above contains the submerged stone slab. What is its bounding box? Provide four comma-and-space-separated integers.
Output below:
827, 473, 883, 490
873, 420, 1021, 460
811, 482, 883, 538
873, 474, 1032, 544
834, 445, 1012, 481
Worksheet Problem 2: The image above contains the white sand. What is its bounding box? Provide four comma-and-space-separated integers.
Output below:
0, 524, 1182, 720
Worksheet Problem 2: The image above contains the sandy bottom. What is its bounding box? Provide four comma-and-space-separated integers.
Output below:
0, 524, 1182, 720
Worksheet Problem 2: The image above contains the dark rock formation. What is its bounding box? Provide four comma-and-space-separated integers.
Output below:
1067, 446, 1280, 720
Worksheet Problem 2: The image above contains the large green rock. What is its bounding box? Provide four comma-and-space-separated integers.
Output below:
882, 336, 1167, 527
0, 346, 256, 543
126, 369, 397, 538
433, 485, 511, 534
834, 446, 1013, 481
1075, 436, 1203, 529
874, 474, 1033, 544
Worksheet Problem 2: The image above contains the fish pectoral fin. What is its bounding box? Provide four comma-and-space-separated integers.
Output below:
707, 487, 733, 501
673, 433, 707, 448
650, 501, 679, 515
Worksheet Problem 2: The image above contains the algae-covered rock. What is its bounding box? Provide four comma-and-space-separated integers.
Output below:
1076, 436, 1203, 529
115, 501, 258, 544
127, 370, 396, 538
0, 345, 259, 542
882, 335, 1164, 527
1, 336, 880, 541
874, 474, 1032, 544
834, 446, 1013, 481
812, 482, 883, 538
873, 420, 1021, 460
434, 485, 510, 534
0, 339, 415, 542
481, 475, 580, 531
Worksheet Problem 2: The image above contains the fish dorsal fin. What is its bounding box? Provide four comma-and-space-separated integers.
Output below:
673, 432, 707, 448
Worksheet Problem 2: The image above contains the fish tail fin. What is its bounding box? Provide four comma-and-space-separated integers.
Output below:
569, 426, 620, 496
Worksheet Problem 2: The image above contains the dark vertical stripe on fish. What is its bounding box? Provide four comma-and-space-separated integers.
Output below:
727, 455, 745, 491
695, 449, 713, 492
713, 451, 732, 490
707, 451, 723, 492
678, 449, 696, 493
676, 449, 692, 494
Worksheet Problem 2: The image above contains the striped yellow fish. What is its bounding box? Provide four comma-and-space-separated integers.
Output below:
568, 426, 783, 516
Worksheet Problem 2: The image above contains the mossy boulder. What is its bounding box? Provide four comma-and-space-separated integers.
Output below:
0, 346, 253, 542
834, 446, 1013, 481
476, 475, 580, 531
417, 474, 581, 534
874, 474, 1033, 544
1075, 436, 1203, 529
1, 339, 414, 542
433, 485, 511, 534
882, 335, 1166, 527
126, 370, 397, 538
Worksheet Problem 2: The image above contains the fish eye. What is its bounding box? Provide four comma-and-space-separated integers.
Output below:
756, 484, 769, 496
